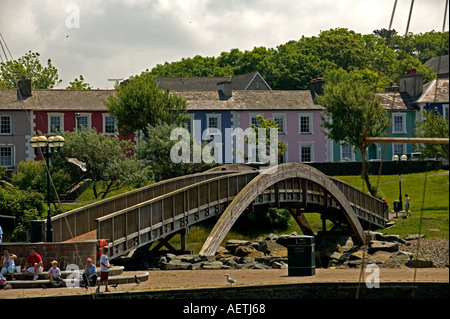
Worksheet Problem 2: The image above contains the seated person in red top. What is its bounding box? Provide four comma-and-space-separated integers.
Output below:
22, 246, 43, 280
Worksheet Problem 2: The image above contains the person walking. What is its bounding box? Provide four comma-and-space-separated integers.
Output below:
405, 194, 411, 217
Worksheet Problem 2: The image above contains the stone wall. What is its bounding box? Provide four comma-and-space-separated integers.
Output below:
0, 241, 98, 270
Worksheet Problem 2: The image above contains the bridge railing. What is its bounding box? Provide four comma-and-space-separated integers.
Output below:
96, 171, 259, 257
50, 171, 236, 242
330, 177, 388, 224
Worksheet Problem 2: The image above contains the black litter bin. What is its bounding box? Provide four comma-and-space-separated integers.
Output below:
393, 200, 401, 213
29, 220, 44, 243
287, 235, 315, 276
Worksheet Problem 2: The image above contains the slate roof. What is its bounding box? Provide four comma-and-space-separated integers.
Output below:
172, 90, 321, 111
424, 55, 449, 77
416, 78, 449, 103
0, 89, 115, 111
155, 71, 271, 91
1, 88, 318, 112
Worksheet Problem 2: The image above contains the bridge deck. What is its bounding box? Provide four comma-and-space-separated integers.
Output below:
50, 164, 389, 258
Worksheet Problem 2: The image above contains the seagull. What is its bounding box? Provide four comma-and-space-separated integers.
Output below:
67, 157, 87, 171
225, 274, 236, 285
134, 275, 140, 285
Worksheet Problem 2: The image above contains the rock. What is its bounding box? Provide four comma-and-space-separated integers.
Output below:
349, 251, 366, 260
269, 248, 288, 257
257, 240, 287, 255
265, 233, 279, 241
272, 261, 288, 269
369, 240, 399, 253
405, 259, 434, 268
226, 240, 251, 254
235, 245, 261, 257
328, 252, 347, 263
164, 260, 193, 270
368, 251, 393, 264
375, 233, 405, 244
201, 261, 227, 270
405, 234, 426, 241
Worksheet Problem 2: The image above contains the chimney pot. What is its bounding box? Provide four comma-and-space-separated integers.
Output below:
17, 78, 32, 100
217, 81, 232, 100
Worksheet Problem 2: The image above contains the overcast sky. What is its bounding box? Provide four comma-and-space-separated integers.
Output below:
0, 0, 448, 89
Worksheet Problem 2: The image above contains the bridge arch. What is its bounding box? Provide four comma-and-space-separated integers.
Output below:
199, 163, 365, 256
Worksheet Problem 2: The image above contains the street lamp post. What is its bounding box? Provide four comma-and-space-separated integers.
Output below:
392, 154, 407, 217
30, 135, 65, 242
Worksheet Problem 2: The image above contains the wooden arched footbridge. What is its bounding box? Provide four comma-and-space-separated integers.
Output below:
49, 163, 389, 258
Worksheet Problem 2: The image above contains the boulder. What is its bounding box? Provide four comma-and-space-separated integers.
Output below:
405, 234, 426, 241
405, 259, 434, 268
369, 240, 399, 253
226, 240, 252, 254
368, 251, 393, 264
257, 240, 287, 255
235, 245, 262, 257
164, 260, 193, 270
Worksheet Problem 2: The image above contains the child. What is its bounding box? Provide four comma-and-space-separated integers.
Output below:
96, 246, 110, 293
82, 257, 97, 289
48, 260, 63, 288
405, 194, 411, 217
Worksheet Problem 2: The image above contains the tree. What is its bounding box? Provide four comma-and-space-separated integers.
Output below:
245, 115, 288, 165
104, 71, 188, 138
56, 128, 148, 199
136, 123, 214, 182
317, 69, 391, 196
415, 109, 449, 161
66, 75, 92, 90
0, 51, 61, 89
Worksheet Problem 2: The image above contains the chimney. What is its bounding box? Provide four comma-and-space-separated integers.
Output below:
398, 68, 423, 98
17, 76, 32, 100
385, 81, 399, 92
309, 78, 325, 103
217, 80, 232, 100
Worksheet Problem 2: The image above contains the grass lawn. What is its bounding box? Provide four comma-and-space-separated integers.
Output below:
59, 170, 448, 254
174, 170, 449, 253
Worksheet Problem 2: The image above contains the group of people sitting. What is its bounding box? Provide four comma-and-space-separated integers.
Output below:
1, 241, 111, 292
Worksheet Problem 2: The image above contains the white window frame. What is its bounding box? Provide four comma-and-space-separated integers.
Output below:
298, 113, 313, 135
0, 115, 12, 135
48, 113, 64, 134
392, 113, 406, 134
249, 113, 264, 128
272, 113, 287, 134
443, 104, 449, 121
76, 113, 92, 131
298, 141, 314, 162
206, 113, 222, 135
340, 143, 355, 162
0, 144, 14, 168
102, 113, 118, 135
392, 143, 407, 157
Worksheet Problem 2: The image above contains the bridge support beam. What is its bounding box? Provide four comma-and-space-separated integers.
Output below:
200, 163, 366, 257
288, 208, 314, 236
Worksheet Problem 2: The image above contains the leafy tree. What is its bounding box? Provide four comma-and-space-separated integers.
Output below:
317, 69, 391, 196
0, 51, 61, 89
415, 109, 449, 161
136, 123, 214, 182
56, 128, 148, 199
104, 71, 188, 138
0, 185, 45, 241
66, 75, 92, 90
12, 160, 71, 203
245, 115, 288, 164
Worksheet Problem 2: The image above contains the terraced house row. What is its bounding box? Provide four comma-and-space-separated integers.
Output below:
0, 67, 448, 171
